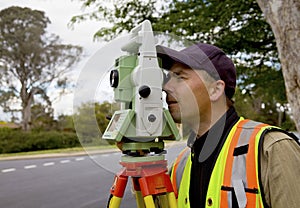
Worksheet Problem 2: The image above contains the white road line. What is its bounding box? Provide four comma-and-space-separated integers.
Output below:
24, 165, 37, 169
60, 160, 70, 164
101, 154, 109, 157
1, 168, 16, 173
75, 157, 85, 161
43, 162, 55, 167
90, 155, 98, 159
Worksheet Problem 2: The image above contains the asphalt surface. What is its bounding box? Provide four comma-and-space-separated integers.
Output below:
1, 132, 298, 208
0, 142, 185, 208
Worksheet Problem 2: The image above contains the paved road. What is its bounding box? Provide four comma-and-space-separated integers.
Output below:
0, 142, 185, 208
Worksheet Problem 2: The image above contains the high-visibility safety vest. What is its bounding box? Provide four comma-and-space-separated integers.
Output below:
171, 118, 276, 208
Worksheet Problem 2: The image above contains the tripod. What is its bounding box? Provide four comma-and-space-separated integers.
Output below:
107, 153, 177, 208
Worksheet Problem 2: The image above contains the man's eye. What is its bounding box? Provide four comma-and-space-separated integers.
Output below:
162, 71, 185, 85
173, 72, 184, 81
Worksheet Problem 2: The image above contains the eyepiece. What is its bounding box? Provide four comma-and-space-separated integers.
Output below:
110, 70, 119, 88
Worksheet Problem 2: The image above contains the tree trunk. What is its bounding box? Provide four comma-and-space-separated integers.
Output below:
21, 86, 35, 131
256, 0, 300, 132
22, 101, 32, 131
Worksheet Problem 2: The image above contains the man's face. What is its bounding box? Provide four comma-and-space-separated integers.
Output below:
163, 62, 212, 125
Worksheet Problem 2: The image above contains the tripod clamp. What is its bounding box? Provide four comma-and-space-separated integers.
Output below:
108, 153, 177, 208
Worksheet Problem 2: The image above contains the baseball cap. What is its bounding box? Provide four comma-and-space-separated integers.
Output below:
156, 43, 236, 98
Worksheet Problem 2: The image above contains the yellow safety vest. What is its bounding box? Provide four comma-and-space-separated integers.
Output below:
171, 118, 276, 207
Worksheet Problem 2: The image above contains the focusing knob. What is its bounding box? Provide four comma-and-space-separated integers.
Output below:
148, 114, 156, 122
138, 85, 151, 98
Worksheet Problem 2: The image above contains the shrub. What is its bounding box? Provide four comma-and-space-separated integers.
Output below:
0, 128, 80, 153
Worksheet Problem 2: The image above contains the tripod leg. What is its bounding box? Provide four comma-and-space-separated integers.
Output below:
135, 191, 146, 208
108, 195, 122, 208
138, 170, 178, 208
143, 195, 156, 208
132, 178, 146, 208
153, 193, 177, 208
167, 192, 177, 208
132, 177, 155, 208
108, 174, 128, 208
157, 194, 168, 207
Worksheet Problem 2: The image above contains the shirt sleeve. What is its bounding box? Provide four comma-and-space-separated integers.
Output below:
260, 131, 300, 208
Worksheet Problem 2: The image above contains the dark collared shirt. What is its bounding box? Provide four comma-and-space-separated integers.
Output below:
189, 107, 240, 207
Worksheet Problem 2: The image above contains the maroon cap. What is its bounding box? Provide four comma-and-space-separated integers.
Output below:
156, 43, 236, 98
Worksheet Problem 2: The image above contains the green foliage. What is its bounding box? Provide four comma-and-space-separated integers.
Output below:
31, 103, 56, 131
0, 128, 80, 154
56, 114, 75, 132
234, 87, 295, 131
73, 101, 119, 145
0, 101, 120, 153
0, 6, 83, 130
70, 0, 159, 41
72, 0, 294, 129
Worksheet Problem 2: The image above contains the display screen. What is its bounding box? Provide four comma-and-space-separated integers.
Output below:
107, 113, 121, 132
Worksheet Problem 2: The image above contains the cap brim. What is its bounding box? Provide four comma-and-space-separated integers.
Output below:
156, 45, 192, 70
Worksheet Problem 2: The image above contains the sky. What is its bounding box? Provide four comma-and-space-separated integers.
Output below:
0, 0, 101, 54
0, 0, 112, 120
0, 1, 186, 122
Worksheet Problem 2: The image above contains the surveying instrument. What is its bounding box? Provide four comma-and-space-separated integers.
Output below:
102, 20, 180, 208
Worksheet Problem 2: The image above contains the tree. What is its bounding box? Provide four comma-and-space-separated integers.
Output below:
73, 101, 119, 145
31, 103, 56, 131
56, 114, 75, 132
256, 0, 300, 132
70, 0, 159, 41
72, 0, 297, 130
0, 6, 83, 131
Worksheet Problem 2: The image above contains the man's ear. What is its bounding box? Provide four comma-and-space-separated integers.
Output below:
209, 80, 225, 102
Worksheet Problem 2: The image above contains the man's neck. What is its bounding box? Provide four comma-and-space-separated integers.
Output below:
196, 104, 229, 137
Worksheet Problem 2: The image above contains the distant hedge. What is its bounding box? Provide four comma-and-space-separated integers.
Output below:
0, 128, 81, 154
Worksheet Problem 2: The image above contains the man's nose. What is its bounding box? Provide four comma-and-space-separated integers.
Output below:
163, 77, 172, 93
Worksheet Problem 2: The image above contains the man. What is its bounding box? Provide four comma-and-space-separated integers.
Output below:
156, 43, 300, 208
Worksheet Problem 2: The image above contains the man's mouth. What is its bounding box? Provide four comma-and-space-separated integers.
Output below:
167, 100, 178, 106
166, 94, 178, 107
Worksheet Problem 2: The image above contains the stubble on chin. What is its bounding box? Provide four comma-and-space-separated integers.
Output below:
169, 108, 182, 123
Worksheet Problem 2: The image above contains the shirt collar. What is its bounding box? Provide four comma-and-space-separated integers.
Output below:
188, 106, 239, 162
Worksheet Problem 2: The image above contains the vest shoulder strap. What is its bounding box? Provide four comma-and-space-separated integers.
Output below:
171, 146, 190, 198
221, 119, 270, 208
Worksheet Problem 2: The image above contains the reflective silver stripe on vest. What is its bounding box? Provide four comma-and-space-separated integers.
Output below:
175, 148, 190, 193
174, 120, 265, 207
229, 120, 262, 208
